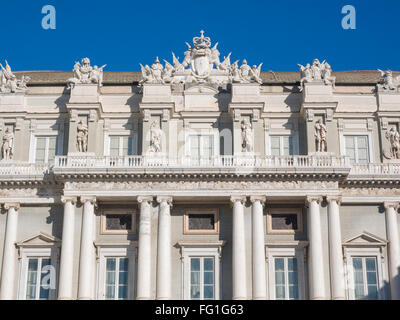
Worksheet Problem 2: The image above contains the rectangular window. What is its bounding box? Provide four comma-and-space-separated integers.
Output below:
345, 135, 369, 163
274, 257, 299, 300
101, 211, 136, 235
267, 209, 302, 234
184, 210, 219, 235
270, 136, 293, 156
35, 136, 57, 163
109, 136, 133, 156
189, 135, 214, 158
25, 257, 52, 300
105, 257, 129, 300
190, 257, 215, 300
352, 257, 379, 300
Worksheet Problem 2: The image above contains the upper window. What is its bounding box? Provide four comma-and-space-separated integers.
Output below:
189, 135, 214, 158
190, 257, 215, 300
274, 257, 299, 300
105, 257, 129, 300
184, 209, 219, 235
270, 136, 293, 156
25, 257, 52, 300
35, 136, 58, 163
267, 209, 302, 234
345, 135, 369, 163
109, 136, 133, 156
101, 210, 136, 235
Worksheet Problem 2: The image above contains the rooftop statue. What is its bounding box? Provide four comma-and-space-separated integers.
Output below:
378, 69, 400, 92
298, 59, 335, 91
0, 60, 30, 93
139, 30, 263, 85
67, 58, 106, 89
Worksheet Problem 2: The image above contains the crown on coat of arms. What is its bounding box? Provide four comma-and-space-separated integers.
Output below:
193, 30, 211, 49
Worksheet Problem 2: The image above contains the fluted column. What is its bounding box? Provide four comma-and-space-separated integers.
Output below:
250, 196, 267, 300
384, 202, 400, 300
0, 203, 20, 300
156, 196, 172, 300
136, 196, 153, 300
58, 196, 77, 300
77, 196, 96, 300
306, 196, 326, 300
230, 195, 247, 300
327, 196, 345, 300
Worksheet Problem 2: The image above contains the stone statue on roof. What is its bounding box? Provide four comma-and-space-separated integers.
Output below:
298, 59, 335, 91
0, 60, 30, 93
67, 58, 106, 89
378, 69, 400, 92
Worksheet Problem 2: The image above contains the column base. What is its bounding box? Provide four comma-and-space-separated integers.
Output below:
136, 296, 152, 300
252, 296, 267, 300
77, 297, 93, 300
232, 296, 247, 300
58, 296, 73, 300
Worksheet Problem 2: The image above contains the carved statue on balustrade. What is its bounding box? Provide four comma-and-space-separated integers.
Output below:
139, 30, 263, 85
241, 119, 253, 152
298, 59, 335, 91
315, 119, 327, 152
76, 120, 88, 152
386, 127, 400, 159
149, 121, 162, 153
67, 58, 106, 89
2, 127, 14, 160
0, 60, 30, 93
378, 69, 400, 92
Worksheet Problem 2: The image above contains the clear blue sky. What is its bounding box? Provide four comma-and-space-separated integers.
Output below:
1, 0, 399, 72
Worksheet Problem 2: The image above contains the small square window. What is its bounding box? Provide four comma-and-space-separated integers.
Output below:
267, 209, 302, 234
101, 211, 136, 235
184, 209, 219, 235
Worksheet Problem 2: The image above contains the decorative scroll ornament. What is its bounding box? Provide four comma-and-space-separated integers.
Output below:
67, 57, 106, 89
377, 69, 400, 92
0, 60, 30, 93
139, 30, 263, 85
298, 59, 335, 91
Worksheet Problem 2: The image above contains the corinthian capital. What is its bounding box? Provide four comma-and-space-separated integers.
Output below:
249, 196, 266, 206
326, 195, 342, 205
80, 196, 97, 206
137, 196, 153, 205
384, 202, 399, 211
156, 196, 173, 207
230, 195, 247, 207
305, 196, 323, 206
4, 202, 20, 210
61, 196, 77, 205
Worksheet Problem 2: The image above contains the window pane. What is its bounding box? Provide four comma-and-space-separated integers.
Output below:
47, 137, 57, 163
345, 136, 356, 162
289, 284, 299, 300
105, 214, 132, 231
106, 258, 116, 271
110, 136, 119, 156
275, 285, 285, 299
204, 258, 214, 271
365, 258, 376, 272
282, 136, 293, 156
353, 258, 362, 271
271, 214, 298, 230
191, 271, 200, 285
118, 285, 128, 300
191, 258, 200, 271
270, 136, 281, 156
190, 286, 200, 299
204, 271, 214, 285
188, 214, 215, 230
26, 259, 38, 300
39, 258, 51, 300
119, 258, 129, 272
35, 138, 46, 163
288, 257, 297, 272
202, 135, 213, 157
190, 136, 200, 158
203, 285, 214, 299
275, 258, 284, 271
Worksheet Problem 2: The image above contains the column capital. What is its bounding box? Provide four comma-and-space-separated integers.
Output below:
249, 196, 266, 205
137, 196, 153, 205
80, 196, 97, 206
61, 196, 77, 205
156, 196, 173, 206
326, 195, 342, 205
305, 196, 323, 206
384, 202, 399, 211
230, 195, 247, 207
4, 202, 20, 210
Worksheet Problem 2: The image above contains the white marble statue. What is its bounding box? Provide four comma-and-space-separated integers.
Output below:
149, 121, 162, 153
139, 30, 263, 85
241, 119, 253, 152
0, 60, 30, 93
67, 58, 106, 89
315, 119, 327, 152
386, 127, 400, 159
76, 120, 88, 152
378, 69, 400, 91
299, 59, 335, 91
2, 127, 14, 160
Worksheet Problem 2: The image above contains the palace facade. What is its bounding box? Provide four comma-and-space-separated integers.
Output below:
0, 32, 400, 300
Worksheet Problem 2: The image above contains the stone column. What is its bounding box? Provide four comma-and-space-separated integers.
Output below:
250, 196, 267, 300
156, 196, 172, 300
77, 196, 96, 300
230, 196, 247, 300
384, 202, 400, 300
136, 196, 153, 300
0, 203, 20, 300
327, 196, 345, 300
306, 196, 326, 300
58, 196, 77, 300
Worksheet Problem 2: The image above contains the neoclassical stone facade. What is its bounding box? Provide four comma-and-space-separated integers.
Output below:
0, 32, 400, 300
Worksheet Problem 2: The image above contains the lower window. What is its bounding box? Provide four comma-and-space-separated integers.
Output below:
190, 257, 215, 300
25, 257, 52, 300
352, 257, 379, 300
274, 257, 299, 300
104, 257, 129, 300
